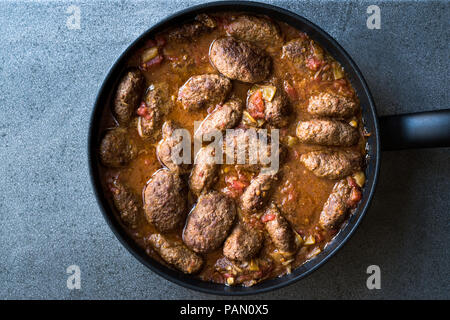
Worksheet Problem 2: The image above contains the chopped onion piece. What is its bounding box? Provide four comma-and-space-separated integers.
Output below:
307, 247, 321, 259
137, 116, 144, 137
333, 62, 344, 80
249, 259, 259, 271
286, 135, 297, 147
141, 47, 158, 63
243, 110, 257, 125
353, 171, 366, 187
260, 85, 277, 101
226, 277, 235, 285
304, 235, 315, 245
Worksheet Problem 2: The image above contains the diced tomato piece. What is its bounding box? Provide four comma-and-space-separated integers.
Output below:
261, 214, 276, 223
225, 175, 249, 196
348, 188, 362, 207
137, 102, 153, 120
347, 176, 359, 188
306, 56, 324, 71
248, 90, 265, 119
231, 180, 247, 191
350, 188, 362, 202
136, 102, 148, 117
283, 81, 298, 101
140, 55, 164, 71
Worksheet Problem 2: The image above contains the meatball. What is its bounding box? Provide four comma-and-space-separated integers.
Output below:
224, 128, 287, 172
167, 14, 216, 42
194, 98, 243, 141
137, 83, 173, 142
189, 145, 219, 196
146, 233, 203, 274
281, 38, 310, 65
307, 92, 358, 118
247, 82, 290, 127
156, 121, 191, 174
240, 172, 277, 213
183, 191, 236, 253
178, 74, 232, 111
223, 224, 263, 261
113, 69, 145, 125
225, 15, 281, 45
319, 178, 361, 230
300, 150, 362, 180
282, 38, 325, 71
143, 169, 187, 232
263, 204, 296, 254
111, 181, 140, 228
209, 37, 271, 83
99, 127, 137, 167
296, 119, 359, 146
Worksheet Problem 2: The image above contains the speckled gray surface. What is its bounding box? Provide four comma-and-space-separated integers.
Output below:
0, 0, 449, 300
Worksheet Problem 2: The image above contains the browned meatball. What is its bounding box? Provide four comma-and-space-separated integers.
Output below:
167, 14, 216, 42
143, 169, 187, 232
319, 178, 360, 230
307, 92, 358, 118
99, 128, 137, 167
263, 204, 296, 254
137, 83, 173, 142
194, 98, 243, 141
224, 128, 287, 172
296, 119, 359, 146
247, 82, 290, 127
282, 38, 325, 71
225, 15, 281, 45
223, 224, 263, 261
178, 74, 232, 111
209, 37, 271, 83
281, 38, 310, 65
300, 150, 362, 180
240, 172, 277, 213
156, 120, 191, 174
111, 181, 140, 228
264, 91, 290, 128
183, 191, 236, 253
146, 233, 203, 274
113, 69, 145, 125
189, 145, 219, 196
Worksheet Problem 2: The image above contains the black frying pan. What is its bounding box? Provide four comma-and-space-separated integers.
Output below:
88, 1, 450, 296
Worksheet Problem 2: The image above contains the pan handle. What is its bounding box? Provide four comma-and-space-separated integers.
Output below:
379, 109, 450, 151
